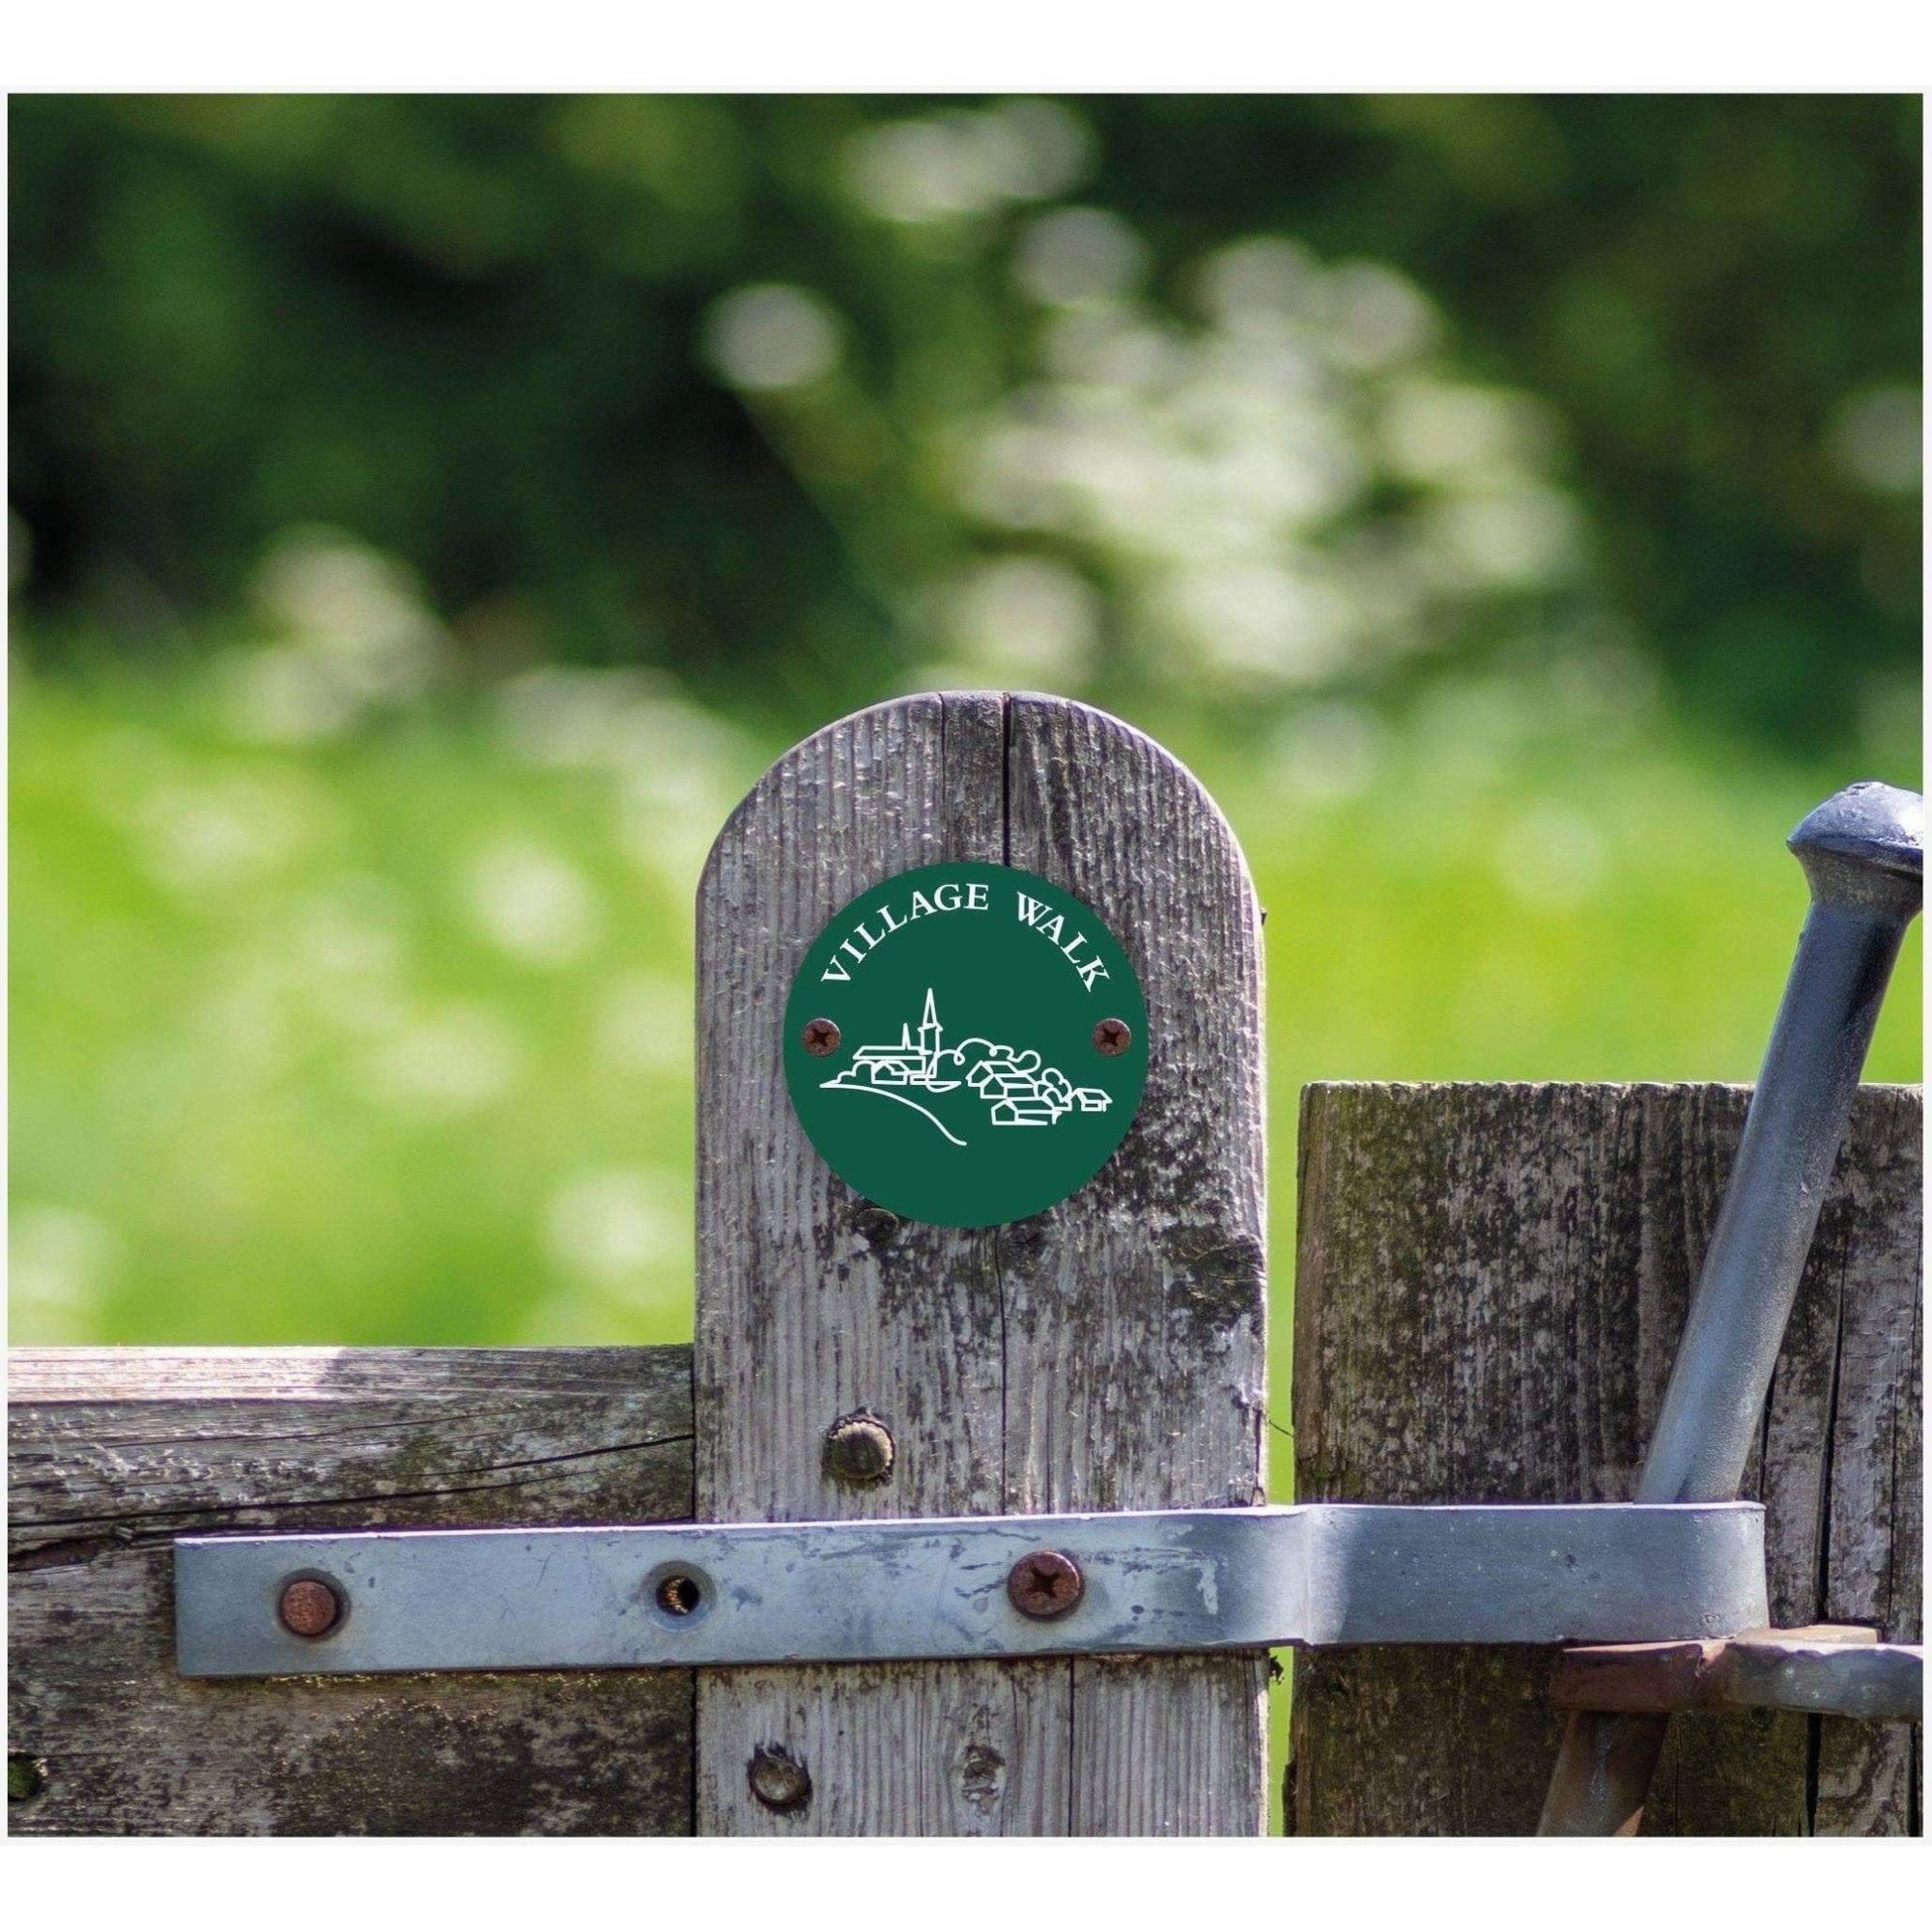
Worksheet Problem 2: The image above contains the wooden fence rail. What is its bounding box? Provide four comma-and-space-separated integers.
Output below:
9, 1348, 695, 1833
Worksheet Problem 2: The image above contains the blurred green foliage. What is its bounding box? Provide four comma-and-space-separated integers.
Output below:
9, 88, 1922, 1366
11, 95, 1922, 753
8, 94, 1924, 1351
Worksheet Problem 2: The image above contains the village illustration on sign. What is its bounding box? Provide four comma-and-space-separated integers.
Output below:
820, 989, 1112, 1149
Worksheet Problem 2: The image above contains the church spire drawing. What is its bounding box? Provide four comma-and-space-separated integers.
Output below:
918, 986, 942, 1073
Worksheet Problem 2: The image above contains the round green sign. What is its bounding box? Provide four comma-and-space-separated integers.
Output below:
783, 862, 1148, 1229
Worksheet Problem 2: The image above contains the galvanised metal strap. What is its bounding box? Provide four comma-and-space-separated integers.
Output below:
175, 1501, 1767, 1678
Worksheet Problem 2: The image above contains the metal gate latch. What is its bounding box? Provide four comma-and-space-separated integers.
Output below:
176, 1500, 1768, 1677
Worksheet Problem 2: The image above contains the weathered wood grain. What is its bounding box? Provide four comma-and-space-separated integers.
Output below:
1810, 1105, 1924, 1835
1290, 1083, 1921, 1836
695, 693, 1268, 1834
694, 695, 1018, 1835
9, 1347, 695, 1834
1006, 696, 1269, 1833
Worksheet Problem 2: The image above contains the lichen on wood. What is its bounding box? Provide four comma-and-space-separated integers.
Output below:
1291, 1082, 1921, 1836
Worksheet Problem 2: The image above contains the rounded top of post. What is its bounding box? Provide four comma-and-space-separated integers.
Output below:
1788, 781, 1922, 916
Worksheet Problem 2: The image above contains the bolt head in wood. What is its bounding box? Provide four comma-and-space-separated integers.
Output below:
823, 1412, 895, 1486
747, 1743, 812, 1813
850, 1203, 901, 1249
1007, 1548, 1084, 1619
1093, 1017, 1132, 1056
277, 1577, 343, 1639
802, 1017, 841, 1056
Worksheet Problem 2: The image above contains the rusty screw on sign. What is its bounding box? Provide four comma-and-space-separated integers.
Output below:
1008, 1549, 1084, 1619
823, 1411, 895, 1487
1092, 1017, 1132, 1056
277, 1577, 343, 1639
802, 1017, 841, 1057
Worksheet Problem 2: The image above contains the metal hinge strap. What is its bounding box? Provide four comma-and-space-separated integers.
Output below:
175, 1500, 1766, 1678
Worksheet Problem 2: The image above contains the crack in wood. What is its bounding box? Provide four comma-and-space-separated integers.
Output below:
9, 1346, 698, 1834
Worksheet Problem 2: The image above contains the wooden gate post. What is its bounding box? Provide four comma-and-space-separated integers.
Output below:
694, 694, 1269, 1833
1291, 1081, 1922, 1836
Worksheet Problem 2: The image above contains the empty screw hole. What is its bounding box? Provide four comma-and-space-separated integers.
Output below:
656, 1572, 702, 1616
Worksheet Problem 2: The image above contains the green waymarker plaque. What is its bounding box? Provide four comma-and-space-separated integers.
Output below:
783, 862, 1148, 1229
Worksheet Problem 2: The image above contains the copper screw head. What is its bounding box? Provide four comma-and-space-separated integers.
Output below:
1008, 1548, 1084, 1619
1092, 1017, 1132, 1056
277, 1577, 343, 1639
802, 1017, 841, 1056
747, 1744, 812, 1814
824, 1411, 895, 1487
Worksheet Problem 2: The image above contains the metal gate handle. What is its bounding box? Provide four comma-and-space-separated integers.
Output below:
1540, 781, 1922, 1833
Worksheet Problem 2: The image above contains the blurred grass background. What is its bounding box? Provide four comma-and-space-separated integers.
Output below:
12, 650, 1922, 1359
8, 96, 1920, 1827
